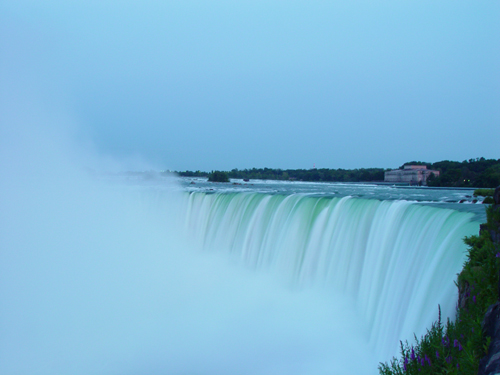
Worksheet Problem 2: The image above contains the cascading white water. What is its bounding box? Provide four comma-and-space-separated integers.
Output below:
0, 85, 483, 374
0, 144, 481, 375
181, 192, 479, 361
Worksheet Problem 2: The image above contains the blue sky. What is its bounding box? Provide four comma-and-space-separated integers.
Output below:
1, 1, 499, 171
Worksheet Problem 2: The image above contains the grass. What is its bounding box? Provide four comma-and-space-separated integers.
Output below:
379, 204, 500, 375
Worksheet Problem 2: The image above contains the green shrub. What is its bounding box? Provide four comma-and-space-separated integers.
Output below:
484, 197, 495, 204
208, 170, 230, 182
474, 188, 495, 197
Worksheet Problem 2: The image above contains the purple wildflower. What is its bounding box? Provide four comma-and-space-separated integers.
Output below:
442, 337, 447, 346
436, 350, 440, 358
411, 347, 416, 361
496, 252, 500, 258
473, 295, 477, 303
459, 342, 463, 351
454, 339, 459, 348
425, 354, 431, 366
420, 357, 425, 366
446, 356, 452, 364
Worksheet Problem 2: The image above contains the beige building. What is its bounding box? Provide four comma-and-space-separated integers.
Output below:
384, 165, 440, 185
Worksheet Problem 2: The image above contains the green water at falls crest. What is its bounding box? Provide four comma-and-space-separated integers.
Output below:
181, 192, 480, 360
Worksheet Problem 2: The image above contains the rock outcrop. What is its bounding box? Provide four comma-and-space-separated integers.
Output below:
478, 186, 500, 375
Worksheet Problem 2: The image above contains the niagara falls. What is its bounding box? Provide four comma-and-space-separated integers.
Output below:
1, 1, 499, 374
0, 142, 485, 373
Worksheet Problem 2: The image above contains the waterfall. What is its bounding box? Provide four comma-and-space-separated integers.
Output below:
0, 178, 480, 374
181, 192, 479, 360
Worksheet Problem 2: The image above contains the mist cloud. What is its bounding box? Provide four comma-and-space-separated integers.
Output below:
0, 97, 376, 374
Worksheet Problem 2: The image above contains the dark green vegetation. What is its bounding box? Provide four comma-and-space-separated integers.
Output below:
474, 189, 496, 197
379, 203, 500, 375
178, 167, 386, 182
176, 158, 500, 187
207, 170, 230, 182
406, 158, 500, 188
475, 189, 496, 204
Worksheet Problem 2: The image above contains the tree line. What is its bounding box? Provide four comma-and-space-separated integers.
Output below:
177, 167, 386, 183
402, 158, 500, 188
175, 158, 500, 188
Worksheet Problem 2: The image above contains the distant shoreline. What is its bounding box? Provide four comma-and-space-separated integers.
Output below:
174, 158, 500, 188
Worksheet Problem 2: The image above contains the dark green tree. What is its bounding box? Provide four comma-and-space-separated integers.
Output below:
208, 170, 230, 182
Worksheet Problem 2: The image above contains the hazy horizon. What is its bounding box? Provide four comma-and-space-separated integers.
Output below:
171, 157, 498, 173
1, 1, 498, 171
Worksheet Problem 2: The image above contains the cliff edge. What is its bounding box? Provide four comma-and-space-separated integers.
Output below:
478, 185, 500, 375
